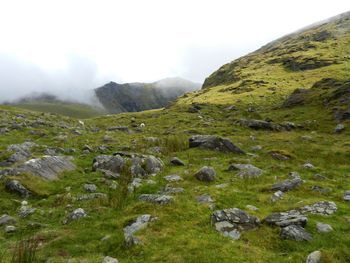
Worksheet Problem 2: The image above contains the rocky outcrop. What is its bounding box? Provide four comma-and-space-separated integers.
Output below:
280, 225, 312, 241
189, 135, 245, 154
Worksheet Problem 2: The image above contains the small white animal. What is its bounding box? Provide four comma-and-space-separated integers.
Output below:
140, 123, 145, 128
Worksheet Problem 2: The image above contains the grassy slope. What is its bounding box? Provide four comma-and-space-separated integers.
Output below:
13, 102, 106, 119
1, 13, 350, 263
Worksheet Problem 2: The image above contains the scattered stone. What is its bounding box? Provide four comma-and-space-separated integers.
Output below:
84, 184, 97, 192
343, 190, 350, 201
246, 205, 259, 211
189, 135, 245, 154
251, 145, 262, 151
102, 256, 119, 263
5, 180, 30, 198
128, 178, 143, 192
215, 183, 228, 189
101, 170, 120, 180
194, 166, 216, 182
123, 214, 157, 246
269, 151, 292, 160
264, 210, 307, 227
228, 164, 263, 179
334, 124, 345, 133
82, 145, 93, 152
0, 214, 16, 226
74, 193, 107, 201
306, 251, 322, 263
316, 222, 333, 233
289, 172, 301, 179
271, 178, 303, 192
107, 126, 129, 132
160, 186, 184, 195
313, 174, 327, 180
7, 142, 37, 163
5, 225, 16, 233
300, 201, 337, 215
239, 119, 287, 131
92, 155, 125, 174
163, 174, 182, 182
214, 221, 241, 240
19, 201, 36, 218
139, 194, 173, 205
303, 163, 315, 169
280, 225, 312, 241
170, 157, 185, 166
271, 190, 284, 202
63, 208, 87, 224
311, 185, 331, 194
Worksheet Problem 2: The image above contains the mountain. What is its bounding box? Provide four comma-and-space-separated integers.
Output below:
95, 77, 201, 113
1, 12, 350, 263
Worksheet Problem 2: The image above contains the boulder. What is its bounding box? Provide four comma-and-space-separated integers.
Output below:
343, 190, 350, 201
84, 184, 97, 192
264, 210, 307, 227
228, 164, 263, 179
316, 222, 333, 233
306, 251, 322, 263
170, 157, 185, 166
271, 178, 303, 192
189, 135, 245, 154
123, 214, 156, 246
139, 194, 173, 205
18, 201, 36, 218
194, 166, 216, 182
5, 180, 30, 198
280, 225, 312, 241
102, 256, 119, 263
271, 190, 284, 202
92, 155, 125, 174
16, 156, 75, 180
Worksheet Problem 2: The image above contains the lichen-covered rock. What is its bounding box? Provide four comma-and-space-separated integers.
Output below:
92, 155, 125, 173
7, 142, 37, 163
264, 210, 307, 227
139, 194, 173, 205
194, 166, 216, 182
189, 135, 245, 154
306, 251, 322, 263
271, 190, 284, 202
300, 201, 337, 215
316, 222, 333, 233
163, 174, 182, 182
228, 164, 263, 178
0, 214, 16, 226
280, 225, 312, 241
123, 214, 157, 246
84, 183, 97, 192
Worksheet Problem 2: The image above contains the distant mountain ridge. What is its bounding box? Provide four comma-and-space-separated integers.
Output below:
94, 77, 201, 113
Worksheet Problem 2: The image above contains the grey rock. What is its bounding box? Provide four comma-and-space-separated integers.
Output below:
300, 201, 337, 215
197, 194, 214, 204
280, 225, 312, 241
313, 174, 327, 180
303, 163, 315, 169
92, 155, 125, 174
214, 221, 241, 240
84, 184, 97, 192
123, 214, 156, 246
343, 190, 350, 201
101, 170, 120, 180
264, 210, 307, 227
163, 174, 182, 182
170, 157, 185, 166
128, 178, 143, 192
5, 180, 30, 197
139, 194, 173, 205
271, 190, 284, 202
16, 156, 75, 180
194, 166, 216, 182
239, 119, 286, 131
289, 172, 301, 179
245, 205, 259, 211
160, 186, 184, 195
63, 208, 87, 224
74, 193, 107, 201
102, 256, 119, 263
335, 124, 345, 133
5, 225, 16, 233
228, 164, 263, 178
107, 126, 129, 132
18, 201, 36, 218
212, 208, 260, 232
316, 222, 333, 233
0, 214, 16, 226
189, 135, 245, 154
306, 251, 322, 263
311, 185, 331, 194
7, 142, 36, 163
271, 178, 303, 192
251, 145, 262, 151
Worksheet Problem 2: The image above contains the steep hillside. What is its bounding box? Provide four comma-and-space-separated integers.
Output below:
95, 77, 201, 113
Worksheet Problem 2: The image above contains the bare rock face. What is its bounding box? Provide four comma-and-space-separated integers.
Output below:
211, 208, 260, 240
280, 225, 312, 241
189, 135, 245, 154
15, 156, 76, 180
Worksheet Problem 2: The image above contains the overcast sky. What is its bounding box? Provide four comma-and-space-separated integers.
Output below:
0, 0, 349, 102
